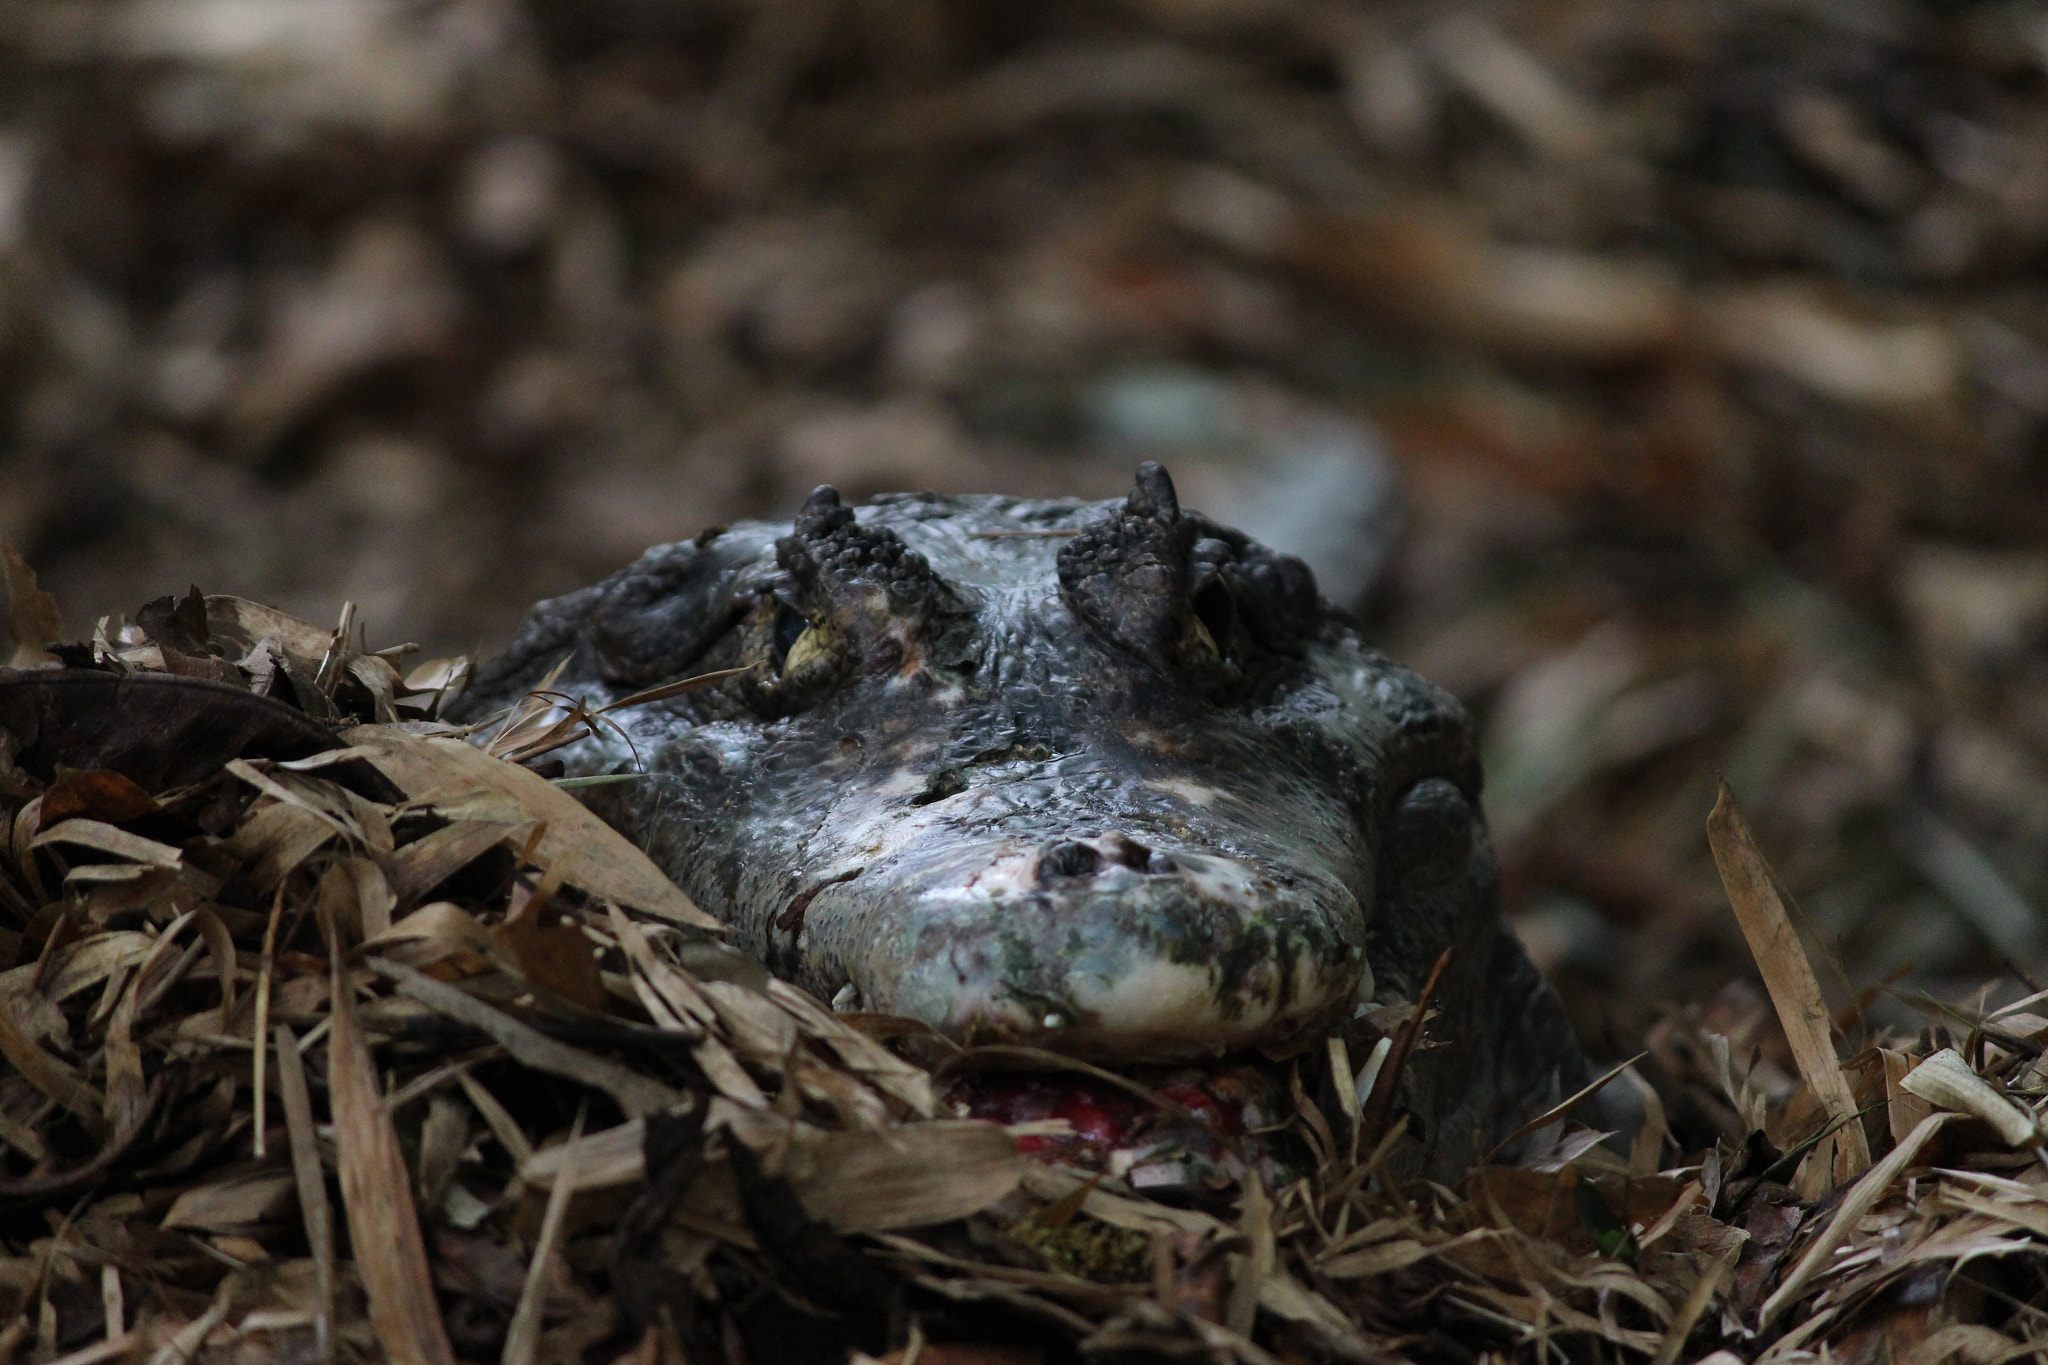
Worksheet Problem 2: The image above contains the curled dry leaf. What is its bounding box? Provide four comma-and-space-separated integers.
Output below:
1899, 1048, 2037, 1149
0, 671, 340, 790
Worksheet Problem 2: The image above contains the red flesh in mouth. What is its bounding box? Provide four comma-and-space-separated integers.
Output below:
952, 1066, 1272, 1179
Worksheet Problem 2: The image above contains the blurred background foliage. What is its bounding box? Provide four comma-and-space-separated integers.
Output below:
4, 0, 2048, 1062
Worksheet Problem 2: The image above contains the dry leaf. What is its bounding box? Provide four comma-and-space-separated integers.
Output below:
502, 1104, 584, 1365
604, 901, 714, 1036
0, 989, 105, 1127
1882, 1047, 1937, 1147
363, 900, 495, 972
337, 726, 721, 929
493, 903, 607, 1012
227, 801, 340, 891
1, 544, 63, 668
37, 769, 157, 828
385, 819, 526, 907
325, 917, 459, 1365
39, 931, 153, 1002
1707, 782, 1871, 1183
1289, 204, 1683, 361
767, 979, 935, 1117
1703, 283, 1960, 408
204, 595, 335, 673
274, 1021, 337, 1365
783, 1120, 1026, 1234
371, 956, 685, 1117
1899, 1049, 2036, 1149
29, 819, 182, 868
161, 1168, 298, 1231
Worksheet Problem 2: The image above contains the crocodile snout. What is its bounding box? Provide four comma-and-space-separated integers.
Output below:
810, 827, 1366, 1060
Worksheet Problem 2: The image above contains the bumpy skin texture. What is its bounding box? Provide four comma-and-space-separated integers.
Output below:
456, 466, 1592, 1178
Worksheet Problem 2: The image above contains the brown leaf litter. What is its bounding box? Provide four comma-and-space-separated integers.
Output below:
6, 578, 2048, 1364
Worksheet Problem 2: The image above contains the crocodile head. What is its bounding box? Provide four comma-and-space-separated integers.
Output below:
465, 463, 1514, 1057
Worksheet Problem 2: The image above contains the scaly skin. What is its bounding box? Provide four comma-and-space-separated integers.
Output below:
457, 465, 1596, 1177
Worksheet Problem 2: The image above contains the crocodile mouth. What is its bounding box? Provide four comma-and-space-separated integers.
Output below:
802, 829, 1370, 1061
949, 1059, 1291, 1191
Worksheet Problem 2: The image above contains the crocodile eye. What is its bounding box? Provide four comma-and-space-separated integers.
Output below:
772, 603, 810, 671
1190, 576, 1235, 657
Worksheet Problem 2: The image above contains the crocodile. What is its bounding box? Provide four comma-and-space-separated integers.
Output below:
456, 464, 1598, 1176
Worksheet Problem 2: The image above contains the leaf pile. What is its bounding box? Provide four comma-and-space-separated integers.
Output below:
1, 590, 2048, 1363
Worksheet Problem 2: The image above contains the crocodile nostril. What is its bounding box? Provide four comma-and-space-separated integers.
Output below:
1103, 833, 1153, 870
1038, 841, 1101, 879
